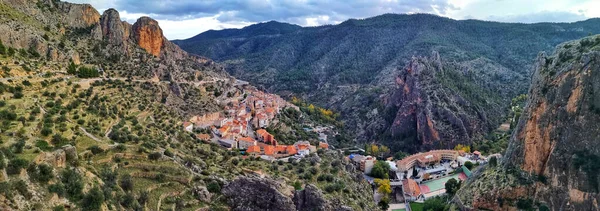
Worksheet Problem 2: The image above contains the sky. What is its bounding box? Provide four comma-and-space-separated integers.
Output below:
68, 0, 600, 40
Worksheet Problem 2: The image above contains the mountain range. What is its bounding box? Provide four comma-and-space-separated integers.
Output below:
175, 14, 600, 152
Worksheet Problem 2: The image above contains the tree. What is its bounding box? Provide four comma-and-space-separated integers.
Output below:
207, 181, 221, 193
444, 178, 460, 196
464, 161, 474, 170
394, 151, 408, 160
423, 196, 449, 211
378, 196, 390, 210
292, 181, 302, 190
374, 179, 391, 194
81, 186, 104, 211
67, 62, 77, 75
370, 161, 390, 179
119, 174, 134, 192
489, 156, 497, 167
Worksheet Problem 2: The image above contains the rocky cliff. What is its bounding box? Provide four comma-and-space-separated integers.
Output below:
361, 53, 503, 152
457, 35, 600, 210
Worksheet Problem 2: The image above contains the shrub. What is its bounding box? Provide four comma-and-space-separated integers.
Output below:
6, 158, 29, 175
148, 152, 162, 160
61, 169, 84, 200
119, 174, 134, 192
207, 181, 221, 193
81, 186, 105, 210
87, 145, 104, 155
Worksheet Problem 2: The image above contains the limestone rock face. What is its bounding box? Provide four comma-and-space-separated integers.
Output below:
458, 35, 600, 211
100, 9, 129, 44
383, 53, 493, 152
293, 184, 332, 211
59, 2, 100, 28
222, 176, 296, 211
192, 186, 212, 202
132, 17, 164, 57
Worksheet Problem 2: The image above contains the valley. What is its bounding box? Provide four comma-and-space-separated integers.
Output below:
0, 0, 599, 211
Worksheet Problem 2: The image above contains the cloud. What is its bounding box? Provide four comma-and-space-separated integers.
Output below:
486, 11, 588, 23
71, 0, 458, 24
65, 0, 600, 39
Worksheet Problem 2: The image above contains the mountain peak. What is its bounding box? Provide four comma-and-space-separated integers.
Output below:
132, 16, 165, 57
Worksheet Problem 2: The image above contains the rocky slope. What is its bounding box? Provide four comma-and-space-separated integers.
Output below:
175, 14, 600, 152
456, 35, 600, 210
0, 1, 376, 210
373, 52, 502, 152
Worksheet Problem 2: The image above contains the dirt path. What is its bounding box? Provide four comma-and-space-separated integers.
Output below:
79, 126, 102, 142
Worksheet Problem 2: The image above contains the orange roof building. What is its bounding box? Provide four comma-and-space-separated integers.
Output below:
403, 179, 422, 199
319, 142, 329, 149
247, 145, 261, 155
256, 129, 276, 145
263, 145, 275, 156
286, 145, 297, 155
196, 134, 211, 141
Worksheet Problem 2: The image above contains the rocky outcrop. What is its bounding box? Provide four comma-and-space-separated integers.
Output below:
381, 53, 496, 152
132, 17, 164, 57
458, 35, 600, 210
100, 9, 130, 45
59, 2, 100, 28
294, 184, 332, 211
222, 176, 296, 211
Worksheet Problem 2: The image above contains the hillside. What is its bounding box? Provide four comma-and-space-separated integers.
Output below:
175, 14, 600, 152
0, 1, 376, 210
456, 35, 600, 210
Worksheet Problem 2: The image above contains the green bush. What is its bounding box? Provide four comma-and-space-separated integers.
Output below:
207, 181, 221, 193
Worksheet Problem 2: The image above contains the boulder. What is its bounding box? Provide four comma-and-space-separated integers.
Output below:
222, 176, 295, 211
293, 184, 332, 211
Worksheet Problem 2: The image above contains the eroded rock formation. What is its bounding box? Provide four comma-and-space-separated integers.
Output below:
458, 35, 600, 210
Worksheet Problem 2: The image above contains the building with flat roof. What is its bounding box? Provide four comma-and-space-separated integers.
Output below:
396, 150, 459, 172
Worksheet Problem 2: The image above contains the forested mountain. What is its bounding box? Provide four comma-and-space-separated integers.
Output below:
175, 14, 600, 152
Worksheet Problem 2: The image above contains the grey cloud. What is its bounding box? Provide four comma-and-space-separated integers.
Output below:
486, 11, 587, 23
112, 0, 457, 25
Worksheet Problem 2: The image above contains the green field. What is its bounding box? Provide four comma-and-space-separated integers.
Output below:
410, 202, 424, 211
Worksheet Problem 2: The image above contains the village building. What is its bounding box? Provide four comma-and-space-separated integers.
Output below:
183, 122, 194, 132
246, 145, 261, 156
237, 137, 256, 150
403, 179, 424, 201
360, 156, 377, 174
256, 129, 276, 145
396, 150, 459, 172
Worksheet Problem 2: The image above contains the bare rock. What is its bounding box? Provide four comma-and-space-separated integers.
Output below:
222, 176, 296, 211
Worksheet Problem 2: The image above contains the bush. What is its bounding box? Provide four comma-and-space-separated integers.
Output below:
6, 158, 29, 175
35, 140, 52, 151
48, 183, 66, 197
81, 186, 105, 211
119, 174, 134, 192
207, 181, 221, 193
87, 145, 104, 155
164, 149, 174, 157
148, 152, 162, 160
27, 163, 54, 184
61, 169, 84, 200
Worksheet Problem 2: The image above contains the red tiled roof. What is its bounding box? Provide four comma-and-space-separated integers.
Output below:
263, 145, 275, 156
403, 179, 421, 197
183, 122, 192, 127
238, 137, 255, 143
319, 142, 329, 149
286, 145, 297, 155
247, 145, 260, 153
